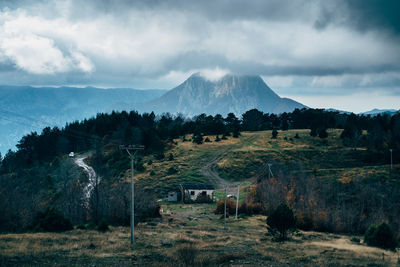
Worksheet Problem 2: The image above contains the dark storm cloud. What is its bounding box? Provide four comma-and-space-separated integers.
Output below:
345, 0, 400, 34
316, 0, 400, 35
68, 0, 400, 35
163, 49, 400, 77
0, 0, 399, 100
69, 0, 312, 21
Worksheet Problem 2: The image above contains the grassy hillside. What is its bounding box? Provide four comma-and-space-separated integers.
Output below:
131, 129, 396, 197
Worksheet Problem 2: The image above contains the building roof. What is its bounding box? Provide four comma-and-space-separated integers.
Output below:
181, 183, 215, 190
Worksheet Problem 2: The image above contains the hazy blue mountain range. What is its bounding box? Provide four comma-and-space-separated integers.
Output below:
324, 108, 399, 116
135, 73, 306, 116
0, 86, 165, 154
360, 108, 398, 116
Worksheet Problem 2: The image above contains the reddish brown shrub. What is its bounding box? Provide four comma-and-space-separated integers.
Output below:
214, 199, 236, 215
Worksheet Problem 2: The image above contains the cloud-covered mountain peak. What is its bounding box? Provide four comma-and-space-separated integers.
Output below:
138, 73, 306, 116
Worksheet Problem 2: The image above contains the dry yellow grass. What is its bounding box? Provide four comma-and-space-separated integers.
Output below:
1, 203, 398, 266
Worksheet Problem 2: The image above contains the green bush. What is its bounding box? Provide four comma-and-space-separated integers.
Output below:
267, 204, 296, 241
155, 153, 165, 160
192, 134, 203, 144
135, 161, 145, 172
364, 223, 397, 250
97, 219, 109, 232
271, 129, 278, 139
167, 166, 178, 175
30, 207, 73, 232
86, 221, 97, 230
195, 194, 213, 203
76, 224, 86, 230
232, 129, 240, 138
318, 128, 328, 138
310, 127, 317, 137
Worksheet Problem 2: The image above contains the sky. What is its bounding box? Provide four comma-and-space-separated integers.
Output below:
0, 0, 399, 113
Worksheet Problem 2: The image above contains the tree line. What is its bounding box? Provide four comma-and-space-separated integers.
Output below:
0, 108, 399, 233
1, 108, 399, 172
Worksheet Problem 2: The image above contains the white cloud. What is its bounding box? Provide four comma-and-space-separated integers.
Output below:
199, 67, 231, 81
1, 34, 70, 74
262, 75, 293, 88
0, 11, 94, 74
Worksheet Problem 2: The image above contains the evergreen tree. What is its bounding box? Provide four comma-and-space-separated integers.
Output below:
310, 127, 317, 137
364, 223, 397, 250
318, 127, 328, 138
232, 127, 240, 138
192, 134, 203, 144
272, 129, 278, 139
281, 119, 289, 131
267, 204, 296, 241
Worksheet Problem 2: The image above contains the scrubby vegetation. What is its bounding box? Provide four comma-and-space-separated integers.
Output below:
214, 199, 237, 215
30, 207, 73, 233
0, 107, 399, 237
1, 203, 398, 266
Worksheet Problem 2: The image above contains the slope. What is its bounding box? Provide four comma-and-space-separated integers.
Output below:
137, 73, 305, 116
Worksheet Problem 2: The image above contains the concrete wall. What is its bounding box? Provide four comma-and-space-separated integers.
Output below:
185, 189, 214, 201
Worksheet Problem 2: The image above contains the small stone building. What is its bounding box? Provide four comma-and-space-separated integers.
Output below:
180, 183, 215, 203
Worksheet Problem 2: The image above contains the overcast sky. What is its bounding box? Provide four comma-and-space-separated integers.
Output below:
0, 0, 399, 112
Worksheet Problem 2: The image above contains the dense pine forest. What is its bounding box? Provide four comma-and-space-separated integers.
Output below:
0, 108, 399, 234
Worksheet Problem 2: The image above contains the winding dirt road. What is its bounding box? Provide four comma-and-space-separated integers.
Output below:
199, 133, 259, 193
74, 154, 99, 207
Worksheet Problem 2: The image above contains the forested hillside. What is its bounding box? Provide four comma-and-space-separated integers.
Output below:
0, 108, 399, 234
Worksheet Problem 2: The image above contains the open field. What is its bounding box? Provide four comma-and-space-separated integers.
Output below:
1, 203, 399, 266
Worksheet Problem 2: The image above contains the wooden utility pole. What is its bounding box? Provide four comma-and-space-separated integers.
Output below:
235, 184, 240, 220
224, 186, 227, 230
390, 149, 393, 170
120, 145, 144, 245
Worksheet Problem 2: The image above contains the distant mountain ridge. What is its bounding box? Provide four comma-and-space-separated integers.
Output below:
360, 108, 398, 116
325, 108, 399, 116
0, 86, 165, 154
136, 73, 306, 116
